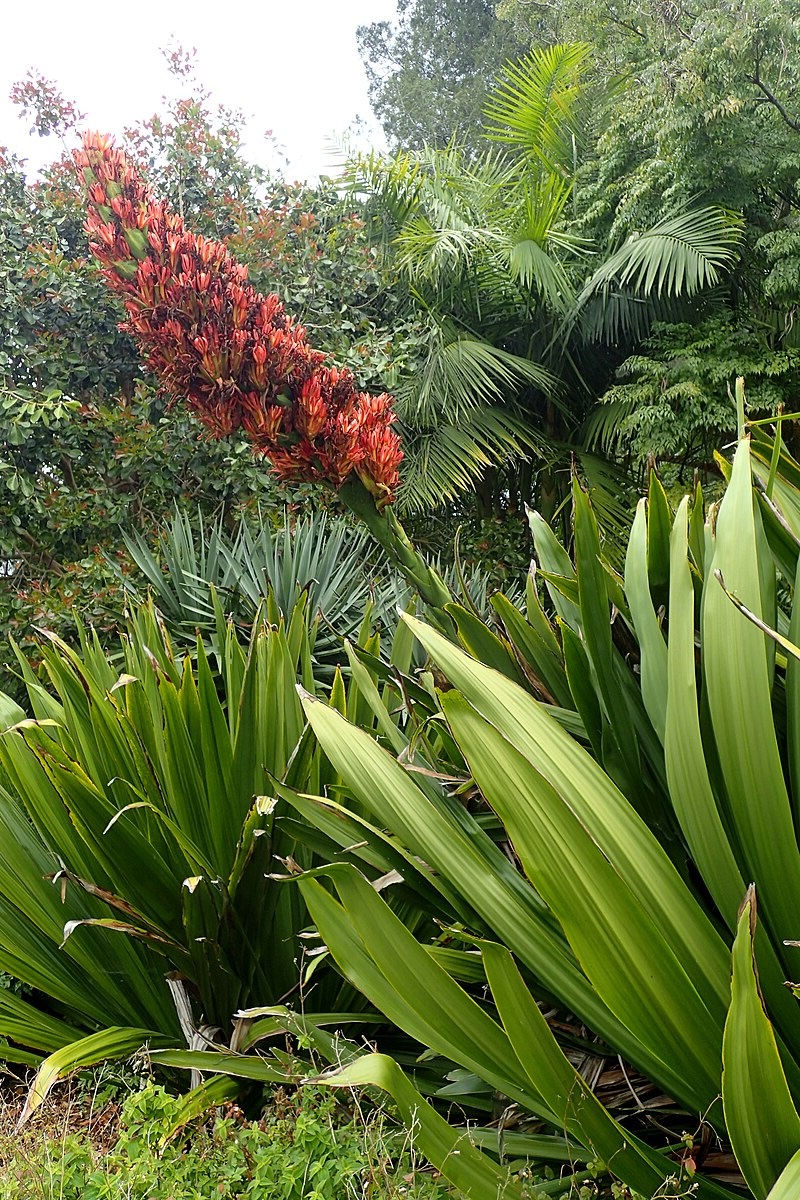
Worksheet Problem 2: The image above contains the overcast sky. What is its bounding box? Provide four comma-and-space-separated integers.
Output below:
0, 0, 398, 180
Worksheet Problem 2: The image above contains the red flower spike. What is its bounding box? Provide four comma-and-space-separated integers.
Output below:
75, 133, 402, 505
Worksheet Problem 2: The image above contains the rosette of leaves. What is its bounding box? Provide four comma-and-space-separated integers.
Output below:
0, 596, 364, 1119
118, 507, 399, 679
187, 382, 800, 1198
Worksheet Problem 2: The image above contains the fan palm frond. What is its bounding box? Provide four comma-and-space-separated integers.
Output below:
397, 322, 556, 424
395, 216, 502, 284
398, 407, 545, 513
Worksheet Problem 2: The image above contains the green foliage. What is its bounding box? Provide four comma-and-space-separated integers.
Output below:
0, 383, 278, 663
191, 393, 800, 1199
357, 0, 529, 154
0, 599, 354, 1094
122, 44, 270, 238
497, 1, 800, 474
0, 1083, 453, 1199
584, 316, 800, 473
349, 44, 739, 513
0, 60, 440, 647
119, 507, 400, 677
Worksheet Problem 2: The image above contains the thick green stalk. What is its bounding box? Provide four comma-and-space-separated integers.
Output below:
338, 476, 453, 615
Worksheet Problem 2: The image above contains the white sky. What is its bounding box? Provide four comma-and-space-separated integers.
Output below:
0, 0, 398, 181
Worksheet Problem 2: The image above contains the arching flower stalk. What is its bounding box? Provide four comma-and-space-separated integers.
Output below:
76, 133, 451, 610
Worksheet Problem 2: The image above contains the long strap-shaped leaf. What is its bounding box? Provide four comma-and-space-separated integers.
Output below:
665, 496, 746, 926
296, 859, 739, 1200
723, 889, 800, 1200
20, 1026, 174, 1126
572, 479, 641, 790
299, 693, 636, 1052
442, 691, 722, 1111
482, 942, 738, 1200
704, 439, 800, 962
666, 500, 800, 1064
400, 612, 731, 1020
625, 499, 667, 743
316, 1053, 522, 1200
767, 1149, 800, 1200
297, 863, 553, 1119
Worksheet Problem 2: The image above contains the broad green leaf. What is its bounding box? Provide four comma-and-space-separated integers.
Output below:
703, 439, 800, 959
442, 691, 722, 1111
723, 891, 800, 1200
786, 556, 800, 830
572, 478, 640, 789
400, 613, 731, 1019
148, 1048, 290, 1082
299, 693, 638, 1054
646, 471, 673, 603
344, 643, 407, 755
767, 1148, 800, 1200
298, 864, 551, 1117
560, 623, 604, 761
665, 498, 747, 927
0, 691, 26, 731
493, 591, 573, 708
446, 602, 525, 685
527, 508, 581, 628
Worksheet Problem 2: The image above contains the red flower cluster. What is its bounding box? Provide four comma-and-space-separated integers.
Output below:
75, 133, 403, 506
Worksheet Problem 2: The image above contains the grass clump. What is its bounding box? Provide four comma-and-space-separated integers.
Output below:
0, 1082, 453, 1200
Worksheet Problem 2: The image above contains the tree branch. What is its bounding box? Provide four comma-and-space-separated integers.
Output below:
748, 72, 800, 135
15, 527, 66, 577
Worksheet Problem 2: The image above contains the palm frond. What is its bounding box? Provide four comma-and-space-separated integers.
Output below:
397, 323, 556, 424
507, 234, 575, 309
341, 148, 423, 211
394, 217, 501, 284
398, 407, 545, 513
569, 208, 742, 344
581, 207, 743, 301
581, 395, 642, 457
575, 288, 659, 345
484, 43, 593, 172
390, 151, 519, 285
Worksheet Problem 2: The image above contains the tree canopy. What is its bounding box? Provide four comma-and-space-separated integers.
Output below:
357, 0, 529, 153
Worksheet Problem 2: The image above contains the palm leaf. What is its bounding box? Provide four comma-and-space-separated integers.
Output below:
397, 320, 555, 424
398, 407, 544, 513
484, 43, 593, 172
576, 208, 742, 325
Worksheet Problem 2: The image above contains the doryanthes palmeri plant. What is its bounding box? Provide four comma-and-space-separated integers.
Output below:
240, 386, 800, 1200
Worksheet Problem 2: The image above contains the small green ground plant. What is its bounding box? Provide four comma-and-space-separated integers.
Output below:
0, 1082, 455, 1200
